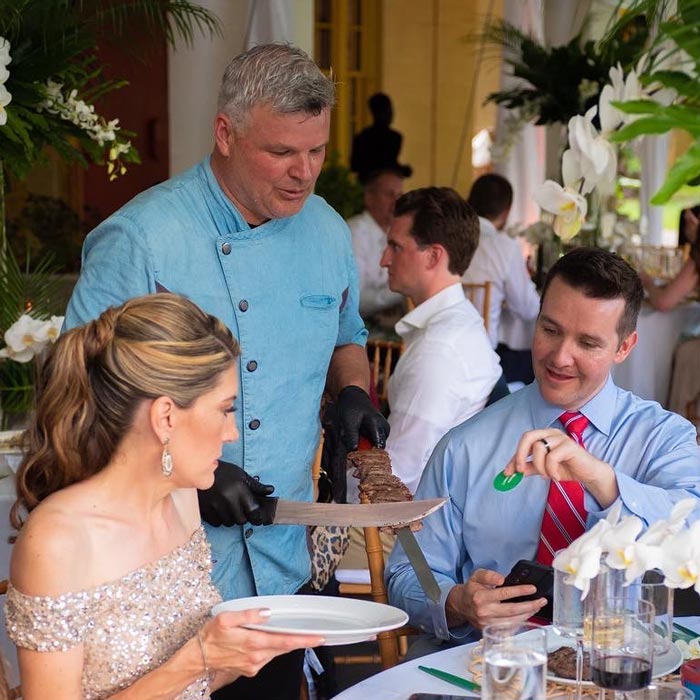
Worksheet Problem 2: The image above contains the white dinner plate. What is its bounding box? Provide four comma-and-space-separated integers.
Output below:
545, 625, 683, 687
212, 595, 408, 646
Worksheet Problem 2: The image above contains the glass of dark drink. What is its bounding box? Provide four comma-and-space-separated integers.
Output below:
590, 597, 655, 700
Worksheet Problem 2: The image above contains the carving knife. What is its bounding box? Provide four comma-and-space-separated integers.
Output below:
396, 525, 442, 604
253, 496, 446, 528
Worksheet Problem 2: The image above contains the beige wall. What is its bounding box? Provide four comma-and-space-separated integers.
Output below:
382, 0, 503, 194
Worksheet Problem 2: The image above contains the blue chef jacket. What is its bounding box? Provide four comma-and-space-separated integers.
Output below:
65, 157, 368, 600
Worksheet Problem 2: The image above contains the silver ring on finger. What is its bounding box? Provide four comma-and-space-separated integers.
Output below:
539, 437, 551, 454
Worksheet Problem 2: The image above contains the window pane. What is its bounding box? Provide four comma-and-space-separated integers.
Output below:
316, 0, 331, 24
349, 0, 362, 25
316, 29, 331, 69
349, 29, 362, 71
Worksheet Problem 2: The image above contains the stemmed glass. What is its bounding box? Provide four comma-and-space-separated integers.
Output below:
553, 568, 587, 700
589, 597, 655, 700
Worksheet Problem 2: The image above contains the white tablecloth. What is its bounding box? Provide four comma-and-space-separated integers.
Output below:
612, 302, 700, 407
333, 618, 700, 700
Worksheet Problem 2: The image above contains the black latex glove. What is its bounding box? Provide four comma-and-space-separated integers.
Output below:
198, 461, 275, 527
336, 385, 390, 451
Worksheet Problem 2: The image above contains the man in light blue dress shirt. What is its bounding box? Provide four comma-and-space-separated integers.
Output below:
387, 247, 700, 650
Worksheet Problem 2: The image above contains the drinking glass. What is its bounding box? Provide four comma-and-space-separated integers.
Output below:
618, 572, 675, 657
482, 622, 548, 700
553, 568, 586, 700
590, 597, 655, 700
641, 571, 674, 658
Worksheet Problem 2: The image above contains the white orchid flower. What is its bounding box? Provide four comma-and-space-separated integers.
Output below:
0, 37, 11, 67
553, 519, 612, 597
638, 498, 697, 547
601, 515, 650, 583
3, 314, 50, 357
567, 108, 618, 196
0, 345, 35, 363
659, 521, 700, 592
45, 316, 64, 343
533, 180, 587, 242
0, 82, 11, 127
599, 83, 625, 134
675, 637, 700, 660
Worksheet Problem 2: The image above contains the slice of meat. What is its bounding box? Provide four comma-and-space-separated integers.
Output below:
347, 448, 417, 531
547, 646, 591, 681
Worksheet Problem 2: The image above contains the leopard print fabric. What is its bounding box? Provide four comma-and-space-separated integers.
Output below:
308, 525, 350, 592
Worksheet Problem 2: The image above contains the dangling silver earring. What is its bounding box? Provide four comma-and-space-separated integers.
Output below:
161, 437, 173, 477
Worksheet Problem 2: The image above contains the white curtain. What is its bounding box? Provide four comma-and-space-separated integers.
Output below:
494, 0, 545, 227
244, 0, 293, 48
638, 135, 670, 246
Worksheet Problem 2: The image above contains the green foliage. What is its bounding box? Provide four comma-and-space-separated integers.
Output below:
6, 194, 90, 272
0, 0, 220, 179
482, 18, 649, 126
0, 245, 66, 427
600, 0, 700, 203
315, 154, 365, 220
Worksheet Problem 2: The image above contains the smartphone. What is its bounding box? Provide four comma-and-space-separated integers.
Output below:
408, 695, 467, 700
499, 559, 554, 620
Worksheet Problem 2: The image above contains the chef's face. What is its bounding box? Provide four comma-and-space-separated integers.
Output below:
213, 104, 330, 225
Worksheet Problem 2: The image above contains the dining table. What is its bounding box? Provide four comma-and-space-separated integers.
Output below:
333, 617, 700, 700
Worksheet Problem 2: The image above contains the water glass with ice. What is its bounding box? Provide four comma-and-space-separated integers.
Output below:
482, 622, 548, 700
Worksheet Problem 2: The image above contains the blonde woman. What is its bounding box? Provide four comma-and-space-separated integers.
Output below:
5, 294, 321, 700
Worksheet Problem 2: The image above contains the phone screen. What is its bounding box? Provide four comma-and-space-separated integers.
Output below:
408, 695, 467, 700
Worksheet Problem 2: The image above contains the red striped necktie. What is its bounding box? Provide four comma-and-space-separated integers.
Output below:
535, 411, 589, 565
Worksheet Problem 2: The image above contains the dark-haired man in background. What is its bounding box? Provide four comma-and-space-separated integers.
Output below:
462, 173, 540, 384
388, 247, 700, 653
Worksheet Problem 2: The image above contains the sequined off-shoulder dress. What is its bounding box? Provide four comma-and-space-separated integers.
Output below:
5, 527, 221, 700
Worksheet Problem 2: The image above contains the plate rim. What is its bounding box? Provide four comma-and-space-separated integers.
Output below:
211, 594, 409, 638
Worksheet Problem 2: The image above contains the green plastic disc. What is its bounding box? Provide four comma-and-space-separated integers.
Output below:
493, 470, 523, 492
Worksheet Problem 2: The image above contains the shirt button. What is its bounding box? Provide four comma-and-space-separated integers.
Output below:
238, 299, 249, 312
246, 360, 258, 372
245, 528, 253, 538
221, 242, 231, 255
249, 419, 260, 430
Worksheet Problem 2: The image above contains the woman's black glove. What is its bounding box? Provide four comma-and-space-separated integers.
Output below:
198, 461, 275, 527
336, 385, 390, 451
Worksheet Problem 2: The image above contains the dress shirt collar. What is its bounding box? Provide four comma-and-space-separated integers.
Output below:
529, 374, 616, 437
395, 283, 465, 337
478, 216, 498, 237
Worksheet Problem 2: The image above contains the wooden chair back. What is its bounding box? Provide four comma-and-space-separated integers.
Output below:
365, 339, 404, 406
462, 281, 491, 332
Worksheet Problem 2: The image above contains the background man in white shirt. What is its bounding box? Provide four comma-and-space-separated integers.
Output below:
381, 186, 502, 493
462, 174, 540, 383
340, 187, 502, 570
347, 168, 407, 321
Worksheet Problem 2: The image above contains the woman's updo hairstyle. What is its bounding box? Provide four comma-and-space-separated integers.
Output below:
12, 293, 239, 528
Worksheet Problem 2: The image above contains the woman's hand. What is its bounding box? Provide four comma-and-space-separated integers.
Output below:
201, 609, 324, 683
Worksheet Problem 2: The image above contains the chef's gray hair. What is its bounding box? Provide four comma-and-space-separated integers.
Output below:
217, 43, 335, 130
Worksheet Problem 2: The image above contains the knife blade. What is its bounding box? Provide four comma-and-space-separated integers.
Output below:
257, 496, 446, 527
396, 526, 442, 604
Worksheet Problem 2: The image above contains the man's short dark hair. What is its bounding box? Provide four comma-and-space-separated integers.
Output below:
541, 247, 644, 341
394, 187, 479, 275
467, 174, 513, 220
